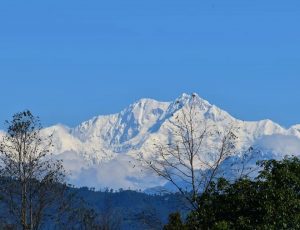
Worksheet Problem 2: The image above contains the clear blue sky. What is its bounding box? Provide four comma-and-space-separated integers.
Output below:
0, 0, 299, 127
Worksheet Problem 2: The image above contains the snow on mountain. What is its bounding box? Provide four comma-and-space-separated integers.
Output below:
4, 93, 300, 190
289, 124, 300, 138
291, 124, 300, 130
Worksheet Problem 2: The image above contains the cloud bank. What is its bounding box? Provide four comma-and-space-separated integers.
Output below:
256, 134, 300, 156
55, 151, 164, 190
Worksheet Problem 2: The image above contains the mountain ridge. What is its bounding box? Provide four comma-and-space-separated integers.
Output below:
1, 93, 300, 189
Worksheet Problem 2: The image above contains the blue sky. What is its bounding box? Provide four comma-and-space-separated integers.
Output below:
0, 1, 299, 127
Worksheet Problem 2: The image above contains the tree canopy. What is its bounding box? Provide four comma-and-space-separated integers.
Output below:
165, 157, 300, 229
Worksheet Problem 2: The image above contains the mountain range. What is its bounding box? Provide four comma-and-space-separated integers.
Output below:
9, 93, 300, 190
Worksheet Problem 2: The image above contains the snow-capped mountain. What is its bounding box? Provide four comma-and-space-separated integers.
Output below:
33, 93, 300, 189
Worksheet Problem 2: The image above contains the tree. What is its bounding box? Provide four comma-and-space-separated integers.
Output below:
59, 190, 123, 230
163, 212, 187, 230
184, 157, 300, 229
134, 206, 163, 230
139, 95, 238, 210
97, 192, 122, 230
0, 110, 67, 230
58, 197, 102, 230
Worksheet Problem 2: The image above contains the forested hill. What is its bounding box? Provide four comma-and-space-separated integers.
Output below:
0, 182, 187, 229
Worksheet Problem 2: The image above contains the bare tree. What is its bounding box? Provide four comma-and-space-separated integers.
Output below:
0, 110, 67, 230
138, 96, 238, 210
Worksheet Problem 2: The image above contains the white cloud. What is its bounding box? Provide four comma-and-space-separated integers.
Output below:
256, 134, 300, 156
55, 151, 164, 190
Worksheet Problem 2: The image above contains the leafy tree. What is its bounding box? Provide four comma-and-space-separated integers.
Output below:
163, 212, 187, 230
169, 157, 300, 229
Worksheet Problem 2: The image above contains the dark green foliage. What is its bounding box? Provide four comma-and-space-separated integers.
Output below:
76, 188, 186, 230
163, 212, 187, 230
57, 198, 103, 230
0, 179, 187, 229
165, 157, 300, 229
